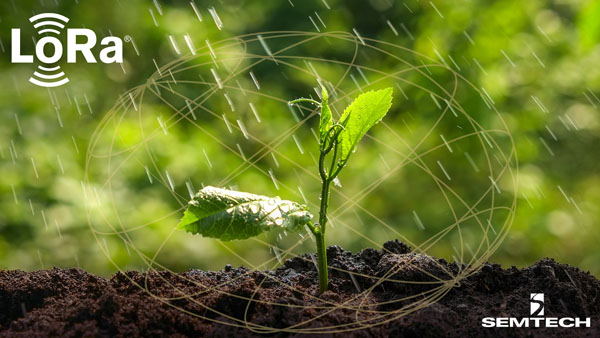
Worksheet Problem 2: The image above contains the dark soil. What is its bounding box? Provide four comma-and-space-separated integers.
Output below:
1, 240, 598, 337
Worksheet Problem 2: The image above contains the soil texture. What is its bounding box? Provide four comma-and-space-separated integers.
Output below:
1, 240, 598, 337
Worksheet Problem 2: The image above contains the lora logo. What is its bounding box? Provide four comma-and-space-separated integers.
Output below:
481, 293, 591, 328
11, 13, 123, 88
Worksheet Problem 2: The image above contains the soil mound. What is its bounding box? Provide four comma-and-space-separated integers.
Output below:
1, 240, 598, 337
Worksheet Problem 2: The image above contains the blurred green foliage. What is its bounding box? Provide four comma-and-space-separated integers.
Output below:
0, 0, 599, 277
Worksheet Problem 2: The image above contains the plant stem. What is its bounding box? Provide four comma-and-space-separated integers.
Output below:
314, 231, 328, 292
315, 162, 332, 292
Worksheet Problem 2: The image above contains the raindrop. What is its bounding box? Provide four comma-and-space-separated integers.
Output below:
481, 87, 495, 105
472, 57, 487, 75
557, 185, 570, 203
208, 7, 223, 30
55, 154, 65, 174
236, 143, 246, 161
357, 67, 369, 84
153, 0, 163, 15
430, 93, 441, 109
489, 176, 501, 194
169, 69, 177, 84
412, 210, 425, 230
273, 246, 282, 264
379, 154, 390, 170
292, 134, 304, 154
308, 16, 320, 32
348, 272, 361, 292
186, 179, 195, 199
29, 199, 35, 215
236, 119, 249, 139
463, 31, 475, 45
54, 219, 62, 238
152, 58, 162, 76
249, 71, 260, 90
257, 35, 277, 64
437, 160, 451, 180
545, 125, 558, 141
386, 20, 398, 36
532, 51, 545, 68
145, 166, 153, 184
55, 107, 63, 128
501, 49, 516, 67
185, 99, 197, 120
271, 152, 279, 168
123, 239, 131, 256
14, 114, 22, 135
570, 198, 583, 215
440, 134, 453, 153
444, 99, 458, 117
222, 114, 233, 133
210, 68, 223, 89
128, 93, 138, 111
464, 152, 479, 172
10, 184, 18, 204
539, 137, 554, 156
429, 1, 444, 18
448, 54, 461, 71
297, 186, 307, 204
433, 48, 449, 67
352, 28, 366, 45
148, 8, 159, 27
564, 113, 579, 131
74, 96, 82, 115
400, 23, 414, 40
268, 169, 279, 190
41, 210, 48, 230
157, 116, 168, 135
168, 35, 181, 55
81, 181, 88, 200
522, 193, 533, 208
250, 102, 261, 123
350, 74, 362, 92
203, 149, 213, 169
184, 34, 196, 55
190, 1, 202, 22
37, 250, 44, 269
224, 93, 235, 111
31, 157, 39, 179
314, 12, 326, 28
206, 39, 216, 61
487, 220, 497, 235
166, 170, 175, 191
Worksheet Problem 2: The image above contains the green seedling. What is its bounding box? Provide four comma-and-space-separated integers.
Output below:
178, 86, 393, 292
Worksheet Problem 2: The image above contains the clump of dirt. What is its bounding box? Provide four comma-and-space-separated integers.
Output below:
0, 240, 598, 337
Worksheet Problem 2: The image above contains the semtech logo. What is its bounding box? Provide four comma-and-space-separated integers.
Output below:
11, 13, 123, 87
481, 293, 591, 328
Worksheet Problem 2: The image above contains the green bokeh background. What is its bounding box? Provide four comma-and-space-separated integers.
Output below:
0, 0, 598, 277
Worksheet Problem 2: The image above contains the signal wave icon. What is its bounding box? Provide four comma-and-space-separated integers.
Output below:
28, 13, 70, 87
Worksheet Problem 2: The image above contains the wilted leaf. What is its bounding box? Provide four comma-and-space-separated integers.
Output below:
178, 186, 313, 241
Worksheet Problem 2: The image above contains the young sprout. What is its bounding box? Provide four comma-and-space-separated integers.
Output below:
178, 85, 393, 292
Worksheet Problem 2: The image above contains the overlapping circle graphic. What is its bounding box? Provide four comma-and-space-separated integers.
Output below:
84, 31, 518, 333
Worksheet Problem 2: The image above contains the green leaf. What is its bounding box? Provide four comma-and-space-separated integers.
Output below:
336, 88, 393, 167
319, 86, 333, 146
178, 186, 313, 241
